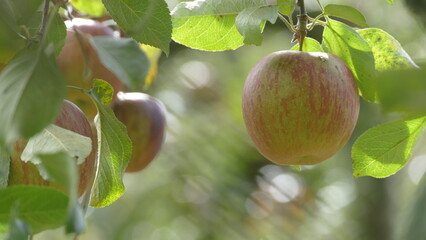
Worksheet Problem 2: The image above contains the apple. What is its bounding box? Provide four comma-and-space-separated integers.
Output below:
112, 92, 166, 173
57, 18, 124, 119
8, 100, 96, 196
242, 50, 360, 165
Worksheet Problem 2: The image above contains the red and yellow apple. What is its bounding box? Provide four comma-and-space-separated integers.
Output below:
242, 50, 360, 165
8, 100, 96, 196
57, 18, 124, 119
112, 92, 166, 173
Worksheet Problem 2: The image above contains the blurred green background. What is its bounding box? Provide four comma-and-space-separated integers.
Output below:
37, 0, 426, 239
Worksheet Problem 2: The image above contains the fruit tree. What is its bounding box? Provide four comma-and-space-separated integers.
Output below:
0, 0, 425, 239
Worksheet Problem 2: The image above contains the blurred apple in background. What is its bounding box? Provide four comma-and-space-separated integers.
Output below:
57, 18, 124, 119
112, 92, 166, 173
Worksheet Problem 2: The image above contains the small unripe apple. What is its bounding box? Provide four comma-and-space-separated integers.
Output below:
57, 18, 124, 119
8, 100, 96, 196
112, 92, 166, 173
242, 50, 360, 165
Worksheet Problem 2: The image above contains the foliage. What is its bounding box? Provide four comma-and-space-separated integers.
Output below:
0, 0, 425, 238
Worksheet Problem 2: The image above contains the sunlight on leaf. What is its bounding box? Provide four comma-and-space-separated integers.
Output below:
357, 28, 418, 71
352, 115, 426, 178
236, 6, 278, 45
277, 0, 296, 16
21, 125, 92, 165
322, 19, 376, 102
172, 0, 279, 51
89, 79, 132, 207
71, 0, 106, 17
102, 0, 171, 54
290, 37, 324, 52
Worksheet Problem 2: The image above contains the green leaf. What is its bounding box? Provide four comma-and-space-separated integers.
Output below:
0, 1, 18, 34
0, 186, 69, 233
290, 37, 324, 52
7, 0, 43, 24
171, 0, 277, 51
0, 149, 10, 189
324, 4, 368, 27
388, 0, 394, 4
172, 15, 244, 51
25, 12, 67, 56
322, 18, 376, 101
0, 48, 66, 147
36, 153, 78, 195
278, 0, 296, 16
357, 28, 418, 71
375, 68, 426, 113
235, 6, 278, 45
0, 0, 38, 64
45, 12, 67, 56
71, 0, 107, 17
7, 217, 30, 240
8, 1, 65, 56
291, 165, 301, 171
36, 153, 84, 234
0, 223, 7, 232
89, 79, 132, 207
21, 125, 92, 165
352, 115, 426, 178
101, 0, 171, 54
90, 36, 150, 90
90, 79, 114, 105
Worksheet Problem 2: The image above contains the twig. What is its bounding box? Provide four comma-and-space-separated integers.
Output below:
37, 0, 51, 42
295, 0, 308, 51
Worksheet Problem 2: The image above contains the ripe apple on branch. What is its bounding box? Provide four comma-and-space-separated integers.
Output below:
242, 0, 362, 166
57, 17, 167, 173
243, 51, 359, 165
113, 92, 167, 173
8, 100, 96, 197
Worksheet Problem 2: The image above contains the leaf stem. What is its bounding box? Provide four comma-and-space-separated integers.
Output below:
67, 85, 90, 95
316, 0, 325, 11
307, 14, 326, 30
278, 14, 297, 33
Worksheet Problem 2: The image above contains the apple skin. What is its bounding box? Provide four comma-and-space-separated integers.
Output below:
57, 18, 124, 119
112, 92, 166, 173
8, 100, 97, 196
242, 50, 360, 165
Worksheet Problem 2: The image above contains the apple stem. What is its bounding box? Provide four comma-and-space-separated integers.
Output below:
294, 0, 308, 51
